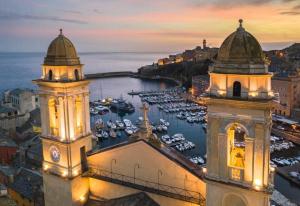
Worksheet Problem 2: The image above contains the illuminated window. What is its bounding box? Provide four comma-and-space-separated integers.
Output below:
228, 124, 245, 169
49, 98, 59, 136
74, 96, 83, 135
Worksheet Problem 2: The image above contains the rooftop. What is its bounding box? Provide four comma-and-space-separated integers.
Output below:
9, 168, 42, 201
0, 106, 16, 114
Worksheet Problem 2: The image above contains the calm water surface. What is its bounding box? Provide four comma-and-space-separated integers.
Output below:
0, 52, 168, 92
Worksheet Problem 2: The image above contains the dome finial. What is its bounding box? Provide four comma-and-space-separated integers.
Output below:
239, 19, 243, 28
59, 28, 63, 35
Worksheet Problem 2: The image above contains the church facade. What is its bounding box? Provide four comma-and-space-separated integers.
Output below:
34, 20, 274, 206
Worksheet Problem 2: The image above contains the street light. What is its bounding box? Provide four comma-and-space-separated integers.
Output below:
134, 163, 140, 184
157, 169, 163, 190
111, 159, 116, 178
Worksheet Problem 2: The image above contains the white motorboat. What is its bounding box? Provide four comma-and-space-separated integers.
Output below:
116, 120, 125, 129
125, 128, 133, 135
123, 119, 132, 127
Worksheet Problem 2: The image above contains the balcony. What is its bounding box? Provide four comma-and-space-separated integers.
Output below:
86, 166, 205, 205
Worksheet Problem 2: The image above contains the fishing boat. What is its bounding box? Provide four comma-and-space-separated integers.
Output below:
110, 98, 135, 113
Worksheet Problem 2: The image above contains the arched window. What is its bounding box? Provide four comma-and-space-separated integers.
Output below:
228, 124, 246, 169
233, 81, 241, 97
49, 70, 53, 81
48, 98, 59, 136
74, 69, 80, 81
74, 96, 83, 136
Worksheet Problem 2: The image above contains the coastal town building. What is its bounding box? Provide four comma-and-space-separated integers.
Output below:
33, 20, 275, 206
157, 39, 217, 66
272, 75, 300, 118
0, 89, 39, 132
3, 89, 39, 115
0, 135, 17, 165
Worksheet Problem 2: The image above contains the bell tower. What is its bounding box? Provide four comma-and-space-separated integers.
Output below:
204, 20, 274, 206
33, 29, 91, 206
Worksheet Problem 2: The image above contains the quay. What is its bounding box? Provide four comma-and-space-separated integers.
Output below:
276, 163, 300, 187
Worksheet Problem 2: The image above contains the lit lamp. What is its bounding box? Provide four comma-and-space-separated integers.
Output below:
80, 195, 86, 203
249, 91, 258, 97
62, 170, 68, 177
268, 91, 274, 97
217, 90, 226, 96
43, 164, 49, 171
202, 167, 207, 173
73, 170, 79, 176
253, 179, 262, 190
270, 167, 275, 172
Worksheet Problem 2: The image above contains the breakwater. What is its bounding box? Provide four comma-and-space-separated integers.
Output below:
85, 71, 137, 79
85, 71, 181, 86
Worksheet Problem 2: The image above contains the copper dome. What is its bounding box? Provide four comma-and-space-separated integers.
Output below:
44, 29, 81, 66
213, 20, 267, 74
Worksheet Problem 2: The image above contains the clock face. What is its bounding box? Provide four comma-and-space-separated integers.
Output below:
49, 146, 60, 162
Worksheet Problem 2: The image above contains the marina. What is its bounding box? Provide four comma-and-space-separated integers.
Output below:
88, 77, 300, 204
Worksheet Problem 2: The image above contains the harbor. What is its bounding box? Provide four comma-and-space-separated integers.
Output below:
88, 77, 300, 204
89, 77, 207, 159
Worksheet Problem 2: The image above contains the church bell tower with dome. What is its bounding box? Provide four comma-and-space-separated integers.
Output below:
204, 20, 274, 206
33, 29, 92, 206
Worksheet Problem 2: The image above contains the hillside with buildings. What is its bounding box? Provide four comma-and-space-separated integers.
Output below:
138, 39, 218, 88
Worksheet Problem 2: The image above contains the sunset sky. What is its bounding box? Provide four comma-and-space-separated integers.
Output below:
1, 0, 300, 52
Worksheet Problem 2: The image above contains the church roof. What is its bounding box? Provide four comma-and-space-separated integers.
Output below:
44, 29, 81, 66
85, 192, 160, 206
213, 20, 268, 74
88, 139, 204, 179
